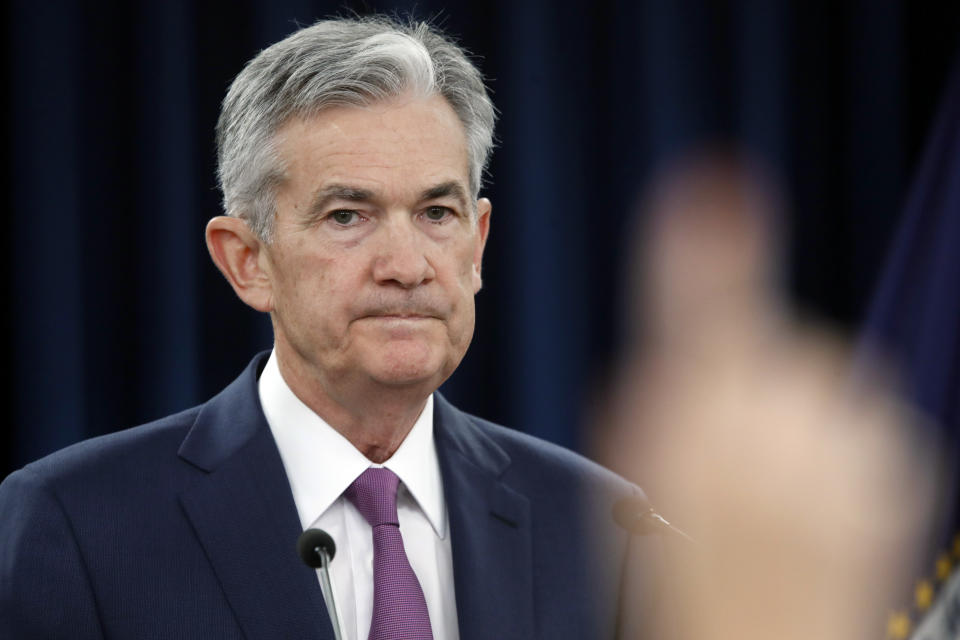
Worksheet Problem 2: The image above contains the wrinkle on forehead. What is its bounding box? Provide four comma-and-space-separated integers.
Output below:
274, 95, 471, 209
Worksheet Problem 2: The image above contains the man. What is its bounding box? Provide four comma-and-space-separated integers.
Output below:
0, 17, 653, 639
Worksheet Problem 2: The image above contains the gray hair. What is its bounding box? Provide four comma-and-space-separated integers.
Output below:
216, 16, 496, 240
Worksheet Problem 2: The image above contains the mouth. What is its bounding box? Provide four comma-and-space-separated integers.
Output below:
358, 312, 441, 324
361, 309, 442, 320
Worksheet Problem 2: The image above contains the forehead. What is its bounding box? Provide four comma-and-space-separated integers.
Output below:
274, 95, 471, 200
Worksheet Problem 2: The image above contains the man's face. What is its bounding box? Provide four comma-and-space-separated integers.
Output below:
262, 95, 490, 400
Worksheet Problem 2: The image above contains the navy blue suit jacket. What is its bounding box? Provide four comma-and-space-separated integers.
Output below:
0, 354, 655, 638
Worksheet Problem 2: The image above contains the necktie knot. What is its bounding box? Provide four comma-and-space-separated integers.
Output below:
345, 467, 401, 527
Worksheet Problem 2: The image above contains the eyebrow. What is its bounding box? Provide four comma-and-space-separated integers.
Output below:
310, 184, 375, 211
420, 181, 469, 209
301, 185, 373, 226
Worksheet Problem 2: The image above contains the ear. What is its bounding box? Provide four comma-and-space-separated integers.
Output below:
472, 198, 492, 293
205, 216, 274, 312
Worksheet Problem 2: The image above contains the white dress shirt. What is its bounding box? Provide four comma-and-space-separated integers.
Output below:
258, 351, 459, 640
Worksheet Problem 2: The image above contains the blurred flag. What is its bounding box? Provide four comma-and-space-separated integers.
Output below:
859, 52, 960, 640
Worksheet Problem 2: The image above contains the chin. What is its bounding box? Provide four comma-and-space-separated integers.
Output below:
364, 345, 452, 389
368, 366, 446, 391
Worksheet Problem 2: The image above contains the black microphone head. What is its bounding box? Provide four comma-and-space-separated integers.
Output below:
612, 496, 653, 534
297, 528, 336, 568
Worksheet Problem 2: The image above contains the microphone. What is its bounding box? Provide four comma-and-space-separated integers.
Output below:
612, 496, 695, 543
296, 529, 343, 640
297, 528, 337, 568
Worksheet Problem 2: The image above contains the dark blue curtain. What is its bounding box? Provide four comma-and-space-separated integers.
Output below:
5, 0, 959, 476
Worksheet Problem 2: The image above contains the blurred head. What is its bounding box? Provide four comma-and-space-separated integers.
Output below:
632, 150, 786, 347
216, 16, 496, 241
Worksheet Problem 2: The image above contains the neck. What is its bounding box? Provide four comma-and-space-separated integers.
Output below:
273, 352, 431, 463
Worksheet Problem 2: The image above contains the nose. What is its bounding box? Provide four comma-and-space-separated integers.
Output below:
372, 217, 436, 288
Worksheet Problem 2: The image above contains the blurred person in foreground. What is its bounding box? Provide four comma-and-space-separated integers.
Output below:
595, 151, 937, 640
0, 17, 651, 640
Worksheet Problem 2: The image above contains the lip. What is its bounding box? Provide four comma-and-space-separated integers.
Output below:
361, 314, 438, 320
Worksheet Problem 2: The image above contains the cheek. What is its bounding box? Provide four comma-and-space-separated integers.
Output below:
445, 254, 479, 336
273, 252, 339, 316
446, 241, 480, 285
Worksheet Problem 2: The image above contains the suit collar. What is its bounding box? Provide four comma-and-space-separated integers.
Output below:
177, 352, 270, 472
434, 395, 535, 640
433, 393, 511, 478
176, 352, 336, 640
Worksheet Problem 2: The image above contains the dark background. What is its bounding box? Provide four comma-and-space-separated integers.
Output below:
4, 0, 959, 477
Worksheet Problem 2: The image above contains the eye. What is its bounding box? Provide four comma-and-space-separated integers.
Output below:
328, 210, 360, 226
424, 206, 453, 222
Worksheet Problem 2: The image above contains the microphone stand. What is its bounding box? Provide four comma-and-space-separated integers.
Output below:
316, 547, 343, 640
297, 529, 343, 640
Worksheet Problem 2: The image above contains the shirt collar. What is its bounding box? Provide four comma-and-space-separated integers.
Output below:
382, 393, 445, 538
258, 350, 447, 538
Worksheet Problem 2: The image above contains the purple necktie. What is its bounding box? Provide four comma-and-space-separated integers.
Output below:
345, 468, 434, 640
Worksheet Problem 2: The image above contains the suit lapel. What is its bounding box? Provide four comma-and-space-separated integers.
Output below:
177, 354, 335, 640
434, 394, 535, 640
